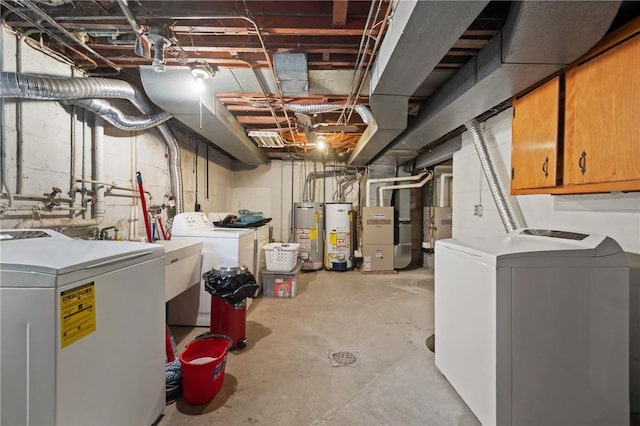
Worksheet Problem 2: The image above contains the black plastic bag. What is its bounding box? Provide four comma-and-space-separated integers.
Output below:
203, 268, 259, 305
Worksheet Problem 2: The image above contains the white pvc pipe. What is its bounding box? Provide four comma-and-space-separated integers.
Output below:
378, 172, 434, 207
366, 171, 428, 207
439, 173, 453, 208
17, 218, 100, 228
94, 116, 105, 220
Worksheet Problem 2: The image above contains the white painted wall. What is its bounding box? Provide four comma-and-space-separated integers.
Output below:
231, 160, 361, 242
452, 109, 640, 253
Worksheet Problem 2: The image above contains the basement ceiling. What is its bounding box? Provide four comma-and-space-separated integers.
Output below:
1, 1, 636, 165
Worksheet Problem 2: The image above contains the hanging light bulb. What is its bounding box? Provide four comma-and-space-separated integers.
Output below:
317, 140, 326, 150
191, 68, 209, 93
194, 76, 206, 93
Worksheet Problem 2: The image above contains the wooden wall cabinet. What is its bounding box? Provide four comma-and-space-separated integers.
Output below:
564, 35, 640, 188
511, 76, 560, 192
511, 30, 640, 195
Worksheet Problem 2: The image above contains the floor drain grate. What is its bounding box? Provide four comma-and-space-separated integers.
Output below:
329, 350, 359, 367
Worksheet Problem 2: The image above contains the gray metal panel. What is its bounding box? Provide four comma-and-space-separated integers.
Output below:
139, 66, 267, 165
384, 0, 621, 159
372, 0, 489, 96
502, 1, 620, 64
413, 136, 462, 170
347, 95, 409, 165
351, 0, 487, 165
274, 52, 308, 96
406, 63, 560, 151
309, 70, 368, 95
510, 266, 629, 425
370, 95, 408, 129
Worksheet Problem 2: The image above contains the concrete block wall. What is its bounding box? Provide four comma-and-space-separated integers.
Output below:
0, 27, 233, 239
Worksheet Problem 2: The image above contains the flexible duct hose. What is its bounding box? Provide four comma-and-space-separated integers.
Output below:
65, 99, 172, 131
0, 72, 183, 214
464, 119, 519, 233
283, 103, 373, 125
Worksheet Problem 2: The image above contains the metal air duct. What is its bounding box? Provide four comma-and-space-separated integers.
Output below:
0, 72, 184, 213
283, 103, 373, 125
348, 1, 489, 165
139, 66, 268, 165
64, 99, 172, 130
388, 1, 621, 157
465, 119, 520, 233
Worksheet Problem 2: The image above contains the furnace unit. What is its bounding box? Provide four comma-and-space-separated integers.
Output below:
361, 206, 394, 272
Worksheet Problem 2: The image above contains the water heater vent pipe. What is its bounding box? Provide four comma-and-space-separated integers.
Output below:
366, 171, 428, 207
378, 171, 434, 207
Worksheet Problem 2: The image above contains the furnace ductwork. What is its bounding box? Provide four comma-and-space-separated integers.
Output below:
0, 72, 183, 213
283, 103, 373, 125
64, 99, 172, 131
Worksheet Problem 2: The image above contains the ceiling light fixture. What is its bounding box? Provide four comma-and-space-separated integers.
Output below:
191, 68, 209, 93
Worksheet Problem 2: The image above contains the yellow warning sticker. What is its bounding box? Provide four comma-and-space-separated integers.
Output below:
330, 232, 337, 245
60, 282, 96, 348
310, 228, 317, 240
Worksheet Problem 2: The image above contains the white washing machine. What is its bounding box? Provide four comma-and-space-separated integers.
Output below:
168, 212, 254, 326
0, 229, 165, 426
435, 229, 629, 426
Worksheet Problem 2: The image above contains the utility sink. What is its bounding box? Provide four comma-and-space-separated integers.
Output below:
155, 240, 203, 302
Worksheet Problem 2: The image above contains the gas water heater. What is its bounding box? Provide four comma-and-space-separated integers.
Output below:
293, 202, 324, 271
324, 202, 353, 270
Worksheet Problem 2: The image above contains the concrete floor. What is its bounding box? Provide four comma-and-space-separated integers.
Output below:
161, 268, 479, 425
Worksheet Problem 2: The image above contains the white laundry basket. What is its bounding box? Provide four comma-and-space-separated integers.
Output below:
263, 243, 300, 272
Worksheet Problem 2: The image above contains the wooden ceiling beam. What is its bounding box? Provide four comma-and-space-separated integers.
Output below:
332, 0, 349, 26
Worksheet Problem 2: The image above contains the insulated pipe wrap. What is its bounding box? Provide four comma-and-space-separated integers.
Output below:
464, 119, 519, 233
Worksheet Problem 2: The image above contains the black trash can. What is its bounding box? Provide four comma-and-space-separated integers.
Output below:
203, 266, 258, 349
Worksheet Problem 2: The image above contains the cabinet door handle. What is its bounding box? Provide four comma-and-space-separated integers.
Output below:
578, 150, 587, 175
542, 156, 549, 178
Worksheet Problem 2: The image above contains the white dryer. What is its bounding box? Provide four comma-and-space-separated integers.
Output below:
168, 212, 254, 326
435, 229, 629, 426
0, 229, 165, 426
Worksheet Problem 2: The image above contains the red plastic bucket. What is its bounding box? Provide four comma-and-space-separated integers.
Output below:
179, 335, 232, 405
